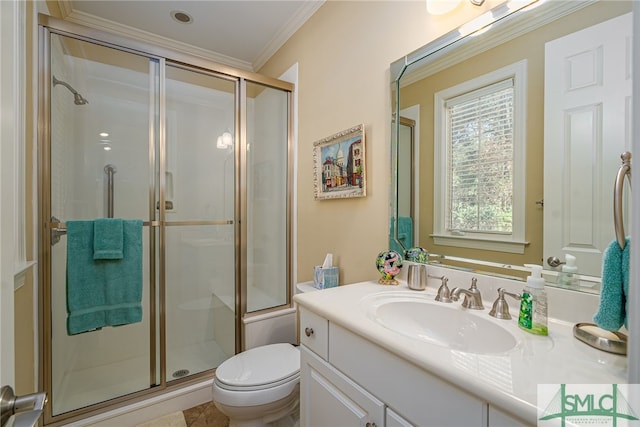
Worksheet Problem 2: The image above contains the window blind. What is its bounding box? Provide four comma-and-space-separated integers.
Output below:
445, 79, 514, 234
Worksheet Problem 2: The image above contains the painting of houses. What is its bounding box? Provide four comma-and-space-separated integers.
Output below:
313, 124, 366, 200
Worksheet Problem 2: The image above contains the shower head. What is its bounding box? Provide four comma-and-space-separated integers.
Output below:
73, 92, 89, 106
53, 75, 88, 105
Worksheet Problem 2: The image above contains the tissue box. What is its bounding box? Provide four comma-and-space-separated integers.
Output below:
313, 266, 339, 289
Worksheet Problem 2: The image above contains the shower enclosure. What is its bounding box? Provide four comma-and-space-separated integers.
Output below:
38, 16, 292, 425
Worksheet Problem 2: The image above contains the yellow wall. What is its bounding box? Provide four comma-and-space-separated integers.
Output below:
259, 0, 504, 284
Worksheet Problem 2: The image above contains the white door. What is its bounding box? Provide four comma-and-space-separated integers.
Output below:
544, 12, 632, 277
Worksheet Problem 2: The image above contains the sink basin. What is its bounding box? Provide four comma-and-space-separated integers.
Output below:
361, 292, 519, 354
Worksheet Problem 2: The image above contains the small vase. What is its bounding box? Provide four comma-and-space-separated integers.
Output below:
376, 250, 403, 285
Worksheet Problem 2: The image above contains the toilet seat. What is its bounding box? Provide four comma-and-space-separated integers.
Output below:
215, 343, 300, 391
212, 343, 301, 408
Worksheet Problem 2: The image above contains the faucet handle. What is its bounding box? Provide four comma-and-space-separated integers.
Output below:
488, 288, 521, 320
434, 276, 452, 303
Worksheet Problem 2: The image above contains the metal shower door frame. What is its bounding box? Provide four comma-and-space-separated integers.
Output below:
37, 14, 294, 426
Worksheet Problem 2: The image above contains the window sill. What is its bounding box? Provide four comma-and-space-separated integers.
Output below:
431, 234, 529, 254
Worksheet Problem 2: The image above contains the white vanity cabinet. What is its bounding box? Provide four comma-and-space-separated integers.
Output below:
298, 306, 533, 427
301, 346, 385, 427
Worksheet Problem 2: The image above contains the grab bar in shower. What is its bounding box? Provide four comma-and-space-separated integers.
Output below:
104, 164, 116, 218
614, 151, 632, 250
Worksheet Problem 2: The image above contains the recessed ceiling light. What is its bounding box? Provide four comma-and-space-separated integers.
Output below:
99, 132, 109, 137
171, 10, 193, 24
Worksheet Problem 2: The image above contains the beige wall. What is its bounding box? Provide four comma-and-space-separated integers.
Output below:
259, 0, 504, 285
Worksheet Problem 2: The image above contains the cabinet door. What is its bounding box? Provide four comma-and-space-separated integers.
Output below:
300, 345, 384, 427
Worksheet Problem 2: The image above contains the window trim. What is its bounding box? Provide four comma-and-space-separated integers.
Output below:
433, 60, 528, 254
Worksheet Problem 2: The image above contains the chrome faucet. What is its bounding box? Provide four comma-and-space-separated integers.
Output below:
450, 277, 484, 310
488, 288, 521, 319
432, 275, 452, 303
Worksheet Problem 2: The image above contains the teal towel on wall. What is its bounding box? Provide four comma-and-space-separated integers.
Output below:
67, 219, 143, 335
93, 218, 124, 260
593, 237, 630, 331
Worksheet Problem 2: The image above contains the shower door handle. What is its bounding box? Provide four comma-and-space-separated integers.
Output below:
156, 201, 174, 210
50, 216, 66, 246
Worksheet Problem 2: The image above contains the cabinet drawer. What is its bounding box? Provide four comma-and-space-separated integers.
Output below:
299, 307, 329, 360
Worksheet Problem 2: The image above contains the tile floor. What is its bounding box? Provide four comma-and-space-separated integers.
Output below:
139, 402, 229, 427
183, 402, 229, 427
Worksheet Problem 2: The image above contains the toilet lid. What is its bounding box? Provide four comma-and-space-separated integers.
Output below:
215, 343, 300, 388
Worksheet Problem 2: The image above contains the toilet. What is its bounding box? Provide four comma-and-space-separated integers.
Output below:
212, 343, 300, 427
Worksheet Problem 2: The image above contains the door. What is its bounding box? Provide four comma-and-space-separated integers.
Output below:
163, 64, 237, 379
544, 12, 632, 277
44, 32, 239, 419
47, 33, 158, 416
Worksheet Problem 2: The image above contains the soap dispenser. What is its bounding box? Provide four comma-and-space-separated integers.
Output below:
518, 264, 548, 336
558, 254, 579, 289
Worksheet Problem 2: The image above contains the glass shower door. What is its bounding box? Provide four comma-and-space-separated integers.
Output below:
163, 65, 237, 379
48, 33, 157, 415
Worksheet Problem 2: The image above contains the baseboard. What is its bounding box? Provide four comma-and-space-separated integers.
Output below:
63, 381, 212, 427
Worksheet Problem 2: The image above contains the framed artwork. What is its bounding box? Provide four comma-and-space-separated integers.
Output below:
313, 124, 366, 200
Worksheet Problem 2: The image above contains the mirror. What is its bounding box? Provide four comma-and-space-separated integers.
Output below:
390, 0, 633, 293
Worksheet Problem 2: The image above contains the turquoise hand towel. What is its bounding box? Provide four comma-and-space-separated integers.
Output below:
67, 219, 143, 335
593, 237, 630, 331
93, 218, 124, 260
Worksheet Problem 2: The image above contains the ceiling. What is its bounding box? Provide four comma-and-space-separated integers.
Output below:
59, 0, 325, 71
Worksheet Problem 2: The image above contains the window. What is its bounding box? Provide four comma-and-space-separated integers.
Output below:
433, 61, 527, 253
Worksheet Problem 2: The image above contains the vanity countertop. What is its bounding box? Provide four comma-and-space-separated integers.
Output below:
294, 279, 628, 424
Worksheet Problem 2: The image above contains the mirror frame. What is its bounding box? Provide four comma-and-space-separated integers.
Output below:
389, 0, 599, 281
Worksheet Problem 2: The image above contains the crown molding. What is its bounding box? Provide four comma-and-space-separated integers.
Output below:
61, 6, 254, 71
57, 0, 74, 18
395, 0, 595, 87
253, 1, 325, 71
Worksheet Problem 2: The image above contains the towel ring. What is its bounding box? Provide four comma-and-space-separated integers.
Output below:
614, 152, 631, 250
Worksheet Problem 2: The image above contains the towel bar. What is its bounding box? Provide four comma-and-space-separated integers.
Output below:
48, 219, 234, 245
614, 152, 632, 250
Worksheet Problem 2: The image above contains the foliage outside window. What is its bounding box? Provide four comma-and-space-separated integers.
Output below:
433, 61, 527, 253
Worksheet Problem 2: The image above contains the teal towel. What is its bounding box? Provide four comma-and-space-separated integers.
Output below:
67, 219, 143, 335
593, 238, 630, 331
93, 218, 124, 260
389, 216, 413, 254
